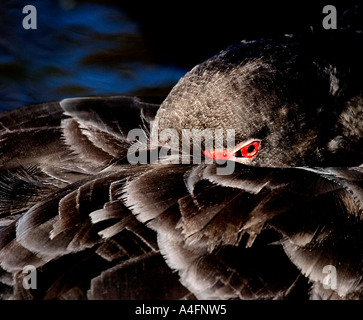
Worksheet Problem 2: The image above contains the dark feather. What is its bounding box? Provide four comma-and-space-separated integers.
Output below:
0, 32, 362, 300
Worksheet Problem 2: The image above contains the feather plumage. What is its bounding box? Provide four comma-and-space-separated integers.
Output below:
0, 32, 362, 300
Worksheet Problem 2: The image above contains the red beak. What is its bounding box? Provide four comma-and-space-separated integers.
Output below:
203, 149, 234, 160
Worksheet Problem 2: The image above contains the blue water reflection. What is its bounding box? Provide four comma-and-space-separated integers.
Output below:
0, 1, 187, 112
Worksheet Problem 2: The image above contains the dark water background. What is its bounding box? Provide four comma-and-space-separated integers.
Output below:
0, 0, 188, 111
0, 1, 361, 112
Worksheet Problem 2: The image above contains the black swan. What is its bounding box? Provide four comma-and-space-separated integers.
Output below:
0, 30, 362, 300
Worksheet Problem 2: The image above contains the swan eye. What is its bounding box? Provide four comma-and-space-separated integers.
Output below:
235, 140, 260, 158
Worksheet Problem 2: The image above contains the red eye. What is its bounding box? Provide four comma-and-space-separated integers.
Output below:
235, 141, 260, 158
